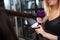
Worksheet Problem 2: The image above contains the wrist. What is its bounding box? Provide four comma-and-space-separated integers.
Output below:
41, 31, 46, 37
41, 32, 58, 40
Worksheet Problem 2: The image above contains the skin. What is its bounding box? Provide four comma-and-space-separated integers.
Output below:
35, 0, 59, 40
36, 17, 42, 23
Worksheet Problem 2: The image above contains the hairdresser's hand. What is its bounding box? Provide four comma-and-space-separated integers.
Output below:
36, 17, 42, 23
35, 25, 45, 35
35, 25, 58, 40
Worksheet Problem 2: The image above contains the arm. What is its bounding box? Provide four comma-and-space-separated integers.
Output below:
35, 25, 58, 40
42, 31, 58, 40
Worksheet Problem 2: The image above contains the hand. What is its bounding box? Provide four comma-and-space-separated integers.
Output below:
35, 25, 45, 35
36, 17, 42, 23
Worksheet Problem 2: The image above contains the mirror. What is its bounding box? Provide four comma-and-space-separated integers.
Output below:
4, 0, 43, 12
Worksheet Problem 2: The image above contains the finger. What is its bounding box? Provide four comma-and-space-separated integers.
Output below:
35, 29, 40, 34
37, 25, 41, 27
35, 29, 39, 31
34, 25, 41, 29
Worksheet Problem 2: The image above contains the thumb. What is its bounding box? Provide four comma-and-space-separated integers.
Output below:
37, 25, 41, 28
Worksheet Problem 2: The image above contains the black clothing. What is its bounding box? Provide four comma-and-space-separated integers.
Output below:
45, 16, 60, 40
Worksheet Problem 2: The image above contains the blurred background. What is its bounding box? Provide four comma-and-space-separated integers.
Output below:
0, 0, 44, 40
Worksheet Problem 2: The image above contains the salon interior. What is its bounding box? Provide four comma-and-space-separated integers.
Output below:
1, 0, 44, 40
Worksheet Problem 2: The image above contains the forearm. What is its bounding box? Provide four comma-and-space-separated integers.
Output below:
42, 32, 58, 40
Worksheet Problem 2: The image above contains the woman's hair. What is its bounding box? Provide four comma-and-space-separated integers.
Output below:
42, 0, 60, 23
